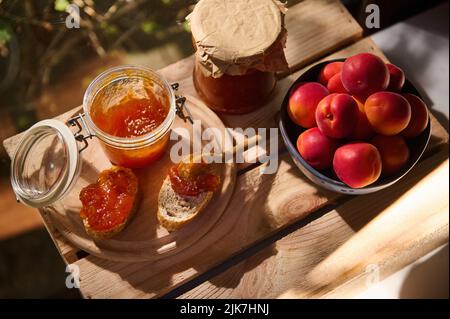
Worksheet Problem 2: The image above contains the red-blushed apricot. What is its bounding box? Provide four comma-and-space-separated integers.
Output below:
318, 62, 344, 86
349, 96, 375, 140
315, 93, 359, 138
327, 73, 348, 94
365, 92, 411, 136
341, 53, 390, 100
371, 135, 410, 176
288, 82, 330, 128
401, 93, 429, 138
297, 127, 339, 170
386, 63, 405, 92
333, 142, 382, 188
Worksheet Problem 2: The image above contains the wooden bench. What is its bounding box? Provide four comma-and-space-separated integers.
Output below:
3, 0, 448, 298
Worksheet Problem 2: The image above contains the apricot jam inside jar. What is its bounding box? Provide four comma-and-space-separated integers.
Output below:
10, 66, 182, 208
83, 66, 176, 168
188, 0, 289, 114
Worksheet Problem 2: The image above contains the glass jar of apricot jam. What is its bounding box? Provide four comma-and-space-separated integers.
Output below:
9, 66, 184, 208
188, 0, 289, 114
83, 66, 176, 168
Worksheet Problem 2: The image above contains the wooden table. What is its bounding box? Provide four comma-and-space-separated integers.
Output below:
3, 0, 449, 299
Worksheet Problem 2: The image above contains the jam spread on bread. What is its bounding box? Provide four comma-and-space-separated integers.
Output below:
80, 167, 138, 233
168, 160, 220, 197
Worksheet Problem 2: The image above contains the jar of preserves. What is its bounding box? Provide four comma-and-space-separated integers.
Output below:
83, 66, 177, 168
188, 0, 289, 114
9, 66, 189, 208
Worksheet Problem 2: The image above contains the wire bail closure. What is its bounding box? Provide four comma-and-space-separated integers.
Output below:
67, 83, 191, 153
171, 83, 193, 124
67, 113, 95, 153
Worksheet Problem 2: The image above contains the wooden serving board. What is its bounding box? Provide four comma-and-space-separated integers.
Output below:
13, 95, 237, 262
178, 38, 450, 299
65, 38, 447, 299
2, 0, 448, 299
2, 0, 366, 266
181, 151, 449, 299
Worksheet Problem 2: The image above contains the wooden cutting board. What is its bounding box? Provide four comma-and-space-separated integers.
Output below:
8, 95, 236, 262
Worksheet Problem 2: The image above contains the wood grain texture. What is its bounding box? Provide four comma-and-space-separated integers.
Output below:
281, 0, 363, 76
4, 39, 448, 297
67, 108, 449, 299
1, 0, 447, 299
37, 96, 236, 262
177, 38, 449, 298
2, 0, 366, 266
181, 149, 449, 299
2, 0, 364, 156
72, 152, 339, 298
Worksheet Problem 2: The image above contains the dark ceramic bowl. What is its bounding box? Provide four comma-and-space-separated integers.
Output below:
279, 59, 431, 195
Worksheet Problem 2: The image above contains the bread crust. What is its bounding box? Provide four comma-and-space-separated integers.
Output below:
157, 177, 213, 231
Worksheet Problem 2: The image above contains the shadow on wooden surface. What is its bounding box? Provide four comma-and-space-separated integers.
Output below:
0, 228, 81, 298
336, 147, 449, 232
178, 147, 448, 299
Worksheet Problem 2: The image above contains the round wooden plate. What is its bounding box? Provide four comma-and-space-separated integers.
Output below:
43, 95, 236, 262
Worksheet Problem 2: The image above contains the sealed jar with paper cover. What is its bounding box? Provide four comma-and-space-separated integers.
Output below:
188, 0, 289, 114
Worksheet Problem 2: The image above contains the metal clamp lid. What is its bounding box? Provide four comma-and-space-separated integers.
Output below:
11, 82, 190, 208
171, 83, 193, 124
67, 113, 95, 153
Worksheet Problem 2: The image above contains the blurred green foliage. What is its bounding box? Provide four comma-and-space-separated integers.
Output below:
0, 24, 12, 57
141, 20, 158, 34
0, 0, 197, 132
54, 0, 70, 12
0, 27, 11, 42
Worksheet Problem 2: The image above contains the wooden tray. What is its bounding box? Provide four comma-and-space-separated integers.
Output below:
38, 95, 236, 262
2, 0, 447, 299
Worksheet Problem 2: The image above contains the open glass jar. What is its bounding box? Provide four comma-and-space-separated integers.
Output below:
188, 0, 289, 114
10, 66, 188, 208
82, 66, 176, 168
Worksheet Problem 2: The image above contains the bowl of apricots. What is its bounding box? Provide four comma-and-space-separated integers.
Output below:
279, 53, 431, 194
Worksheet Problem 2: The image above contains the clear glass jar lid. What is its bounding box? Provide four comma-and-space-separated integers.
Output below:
11, 119, 81, 208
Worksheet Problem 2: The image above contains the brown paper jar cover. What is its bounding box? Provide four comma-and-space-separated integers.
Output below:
188, 0, 288, 114
188, 0, 288, 78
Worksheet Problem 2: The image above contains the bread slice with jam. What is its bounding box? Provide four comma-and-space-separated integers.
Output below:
79, 166, 140, 240
158, 157, 221, 231
157, 177, 214, 231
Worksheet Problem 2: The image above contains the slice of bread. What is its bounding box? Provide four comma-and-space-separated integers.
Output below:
157, 176, 213, 231
80, 166, 140, 240
83, 192, 140, 240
